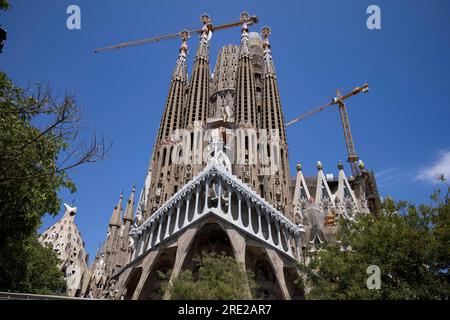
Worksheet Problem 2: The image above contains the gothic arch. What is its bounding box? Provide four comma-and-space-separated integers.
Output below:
180, 222, 235, 276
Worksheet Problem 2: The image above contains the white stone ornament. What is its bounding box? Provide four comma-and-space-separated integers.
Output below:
66, 264, 82, 290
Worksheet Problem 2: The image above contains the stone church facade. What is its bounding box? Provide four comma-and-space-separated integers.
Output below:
80, 12, 380, 300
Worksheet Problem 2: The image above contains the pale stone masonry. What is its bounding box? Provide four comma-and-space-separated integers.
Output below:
38, 204, 89, 297
85, 12, 380, 300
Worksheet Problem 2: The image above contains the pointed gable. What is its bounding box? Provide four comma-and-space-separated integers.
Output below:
131, 164, 304, 260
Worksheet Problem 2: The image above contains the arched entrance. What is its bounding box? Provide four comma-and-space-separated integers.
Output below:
181, 222, 234, 277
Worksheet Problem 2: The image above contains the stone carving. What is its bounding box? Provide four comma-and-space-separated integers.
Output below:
206, 129, 232, 172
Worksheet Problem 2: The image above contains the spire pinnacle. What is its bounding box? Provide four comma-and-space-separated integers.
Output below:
123, 186, 135, 221
239, 12, 251, 57
109, 192, 123, 227
235, 11, 257, 127
63, 203, 77, 218
317, 161, 323, 171
261, 25, 276, 76
195, 13, 211, 59
172, 30, 189, 81
183, 13, 212, 129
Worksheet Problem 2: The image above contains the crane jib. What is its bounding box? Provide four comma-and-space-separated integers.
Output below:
94, 15, 258, 53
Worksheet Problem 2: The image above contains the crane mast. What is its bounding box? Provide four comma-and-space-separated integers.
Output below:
286, 83, 369, 177
335, 89, 360, 176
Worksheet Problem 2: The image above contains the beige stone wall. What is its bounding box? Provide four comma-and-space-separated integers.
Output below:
39, 204, 89, 297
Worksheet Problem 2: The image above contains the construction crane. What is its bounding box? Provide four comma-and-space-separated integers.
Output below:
94, 12, 258, 53
286, 83, 369, 176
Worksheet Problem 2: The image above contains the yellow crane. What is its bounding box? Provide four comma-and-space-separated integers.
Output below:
94, 12, 258, 53
286, 83, 369, 176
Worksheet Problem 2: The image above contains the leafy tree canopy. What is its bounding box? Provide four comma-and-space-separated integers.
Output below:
301, 188, 450, 300
165, 252, 258, 300
0, 0, 9, 11
0, 236, 66, 294
0, 71, 107, 293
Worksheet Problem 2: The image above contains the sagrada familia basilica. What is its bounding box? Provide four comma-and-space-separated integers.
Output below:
40, 12, 380, 300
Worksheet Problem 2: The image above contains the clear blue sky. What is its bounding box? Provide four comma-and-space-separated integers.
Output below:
1, 0, 449, 262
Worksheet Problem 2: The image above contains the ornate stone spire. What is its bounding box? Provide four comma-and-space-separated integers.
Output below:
259, 26, 292, 218
123, 186, 135, 222
146, 33, 191, 217
157, 32, 189, 143
235, 11, 257, 127
114, 186, 137, 268
105, 192, 124, 278
109, 192, 123, 227
261, 26, 276, 76
239, 12, 251, 57
195, 14, 211, 60
261, 26, 286, 142
184, 13, 211, 129
176, 13, 213, 193
172, 30, 189, 81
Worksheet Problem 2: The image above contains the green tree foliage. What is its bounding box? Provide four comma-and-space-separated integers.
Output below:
0, 236, 66, 294
0, 73, 73, 245
301, 187, 450, 299
165, 252, 258, 300
0, 72, 108, 293
0, 0, 9, 11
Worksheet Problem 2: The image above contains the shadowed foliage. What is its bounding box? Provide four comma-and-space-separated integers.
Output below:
300, 187, 450, 299
0, 71, 109, 293
163, 251, 258, 300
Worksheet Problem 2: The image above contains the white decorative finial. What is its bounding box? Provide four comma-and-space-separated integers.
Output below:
64, 203, 77, 216
261, 26, 271, 40
317, 161, 323, 170
240, 11, 250, 23
261, 25, 275, 75
239, 12, 251, 57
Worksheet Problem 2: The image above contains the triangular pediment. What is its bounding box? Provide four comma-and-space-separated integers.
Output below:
130, 164, 304, 260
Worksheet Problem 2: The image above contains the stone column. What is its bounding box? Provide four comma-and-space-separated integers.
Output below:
265, 248, 291, 300
256, 207, 263, 238
225, 227, 252, 299
163, 227, 198, 300
173, 205, 180, 233
154, 216, 164, 245
164, 209, 173, 238
131, 250, 160, 300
